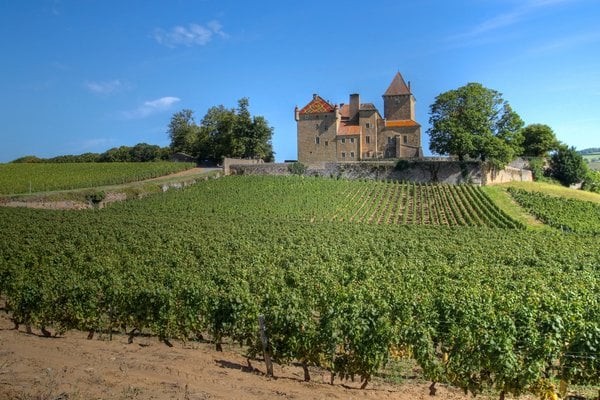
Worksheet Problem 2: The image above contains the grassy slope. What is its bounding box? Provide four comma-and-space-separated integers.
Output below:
482, 181, 600, 230
0, 168, 221, 205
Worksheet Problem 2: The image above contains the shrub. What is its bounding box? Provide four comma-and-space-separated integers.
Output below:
288, 162, 307, 176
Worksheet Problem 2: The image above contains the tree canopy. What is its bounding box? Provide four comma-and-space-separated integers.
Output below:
428, 83, 524, 168
11, 143, 170, 163
168, 98, 274, 163
549, 145, 588, 187
520, 124, 559, 157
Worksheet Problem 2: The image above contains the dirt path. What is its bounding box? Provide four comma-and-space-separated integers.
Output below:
0, 313, 489, 400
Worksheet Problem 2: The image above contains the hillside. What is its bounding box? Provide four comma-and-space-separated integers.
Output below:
1, 175, 599, 399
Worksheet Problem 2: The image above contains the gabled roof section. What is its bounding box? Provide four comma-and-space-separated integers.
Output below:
383, 72, 411, 96
299, 94, 336, 114
385, 119, 420, 128
338, 123, 362, 136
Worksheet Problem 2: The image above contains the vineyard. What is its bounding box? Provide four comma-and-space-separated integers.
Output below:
509, 188, 600, 235
185, 176, 520, 228
1, 176, 599, 399
0, 162, 195, 195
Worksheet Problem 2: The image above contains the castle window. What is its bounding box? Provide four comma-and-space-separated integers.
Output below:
315, 136, 320, 145
403, 135, 408, 144
365, 136, 370, 144
350, 151, 355, 158
350, 138, 355, 144
341, 152, 346, 158
366, 122, 371, 129
325, 140, 328, 146
341, 138, 346, 144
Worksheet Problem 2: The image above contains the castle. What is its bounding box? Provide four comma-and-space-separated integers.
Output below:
295, 72, 423, 165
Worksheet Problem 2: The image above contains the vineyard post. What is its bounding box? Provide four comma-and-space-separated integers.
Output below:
258, 314, 274, 377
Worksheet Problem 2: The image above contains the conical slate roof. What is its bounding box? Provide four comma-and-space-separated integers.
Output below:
383, 72, 411, 96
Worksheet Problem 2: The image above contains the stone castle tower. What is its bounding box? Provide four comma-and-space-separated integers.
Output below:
295, 72, 422, 165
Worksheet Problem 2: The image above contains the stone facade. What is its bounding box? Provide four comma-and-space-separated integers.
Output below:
295, 72, 423, 165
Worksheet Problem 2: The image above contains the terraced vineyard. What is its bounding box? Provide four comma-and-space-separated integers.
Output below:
1, 176, 598, 399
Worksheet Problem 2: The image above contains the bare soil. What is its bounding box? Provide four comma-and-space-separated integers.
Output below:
0, 312, 494, 400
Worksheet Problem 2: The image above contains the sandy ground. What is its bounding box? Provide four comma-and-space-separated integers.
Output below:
0, 312, 487, 400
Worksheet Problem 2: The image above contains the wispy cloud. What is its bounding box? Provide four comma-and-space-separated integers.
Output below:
84, 79, 124, 95
122, 97, 181, 119
153, 21, 228, 47
529, 31, 600, 55
447, 0, 577, 46
51, 0, 61, 16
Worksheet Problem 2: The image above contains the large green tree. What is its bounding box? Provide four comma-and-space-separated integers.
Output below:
520, 124, 559, 157
168, 109, 201, 155
168, 98, 274, 163
549, 145, 588, 186
428, 83, 524, 168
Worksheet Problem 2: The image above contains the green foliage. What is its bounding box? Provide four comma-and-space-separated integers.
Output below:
527, 157, 549, 182
287, 162, 307, 175
84, 190, 106, 204
395, 159, 412, 171
520, 124, 559, 157
168, 109, 201, 156
0, 162, 195, 195
582, 170, 600, 193
10, 144, 171, 163
169, 98, 275, 163
0, 176, 599, 397
428, 82, 524, 169
509, 188, 600, 234
549, 146, 589, 186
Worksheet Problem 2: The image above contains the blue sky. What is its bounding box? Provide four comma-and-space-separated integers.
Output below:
1, 0, 599, 162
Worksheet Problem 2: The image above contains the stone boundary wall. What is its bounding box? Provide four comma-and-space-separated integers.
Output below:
227, 159, 492, 185
483, 166, 533, 185
223, 158, 264, 175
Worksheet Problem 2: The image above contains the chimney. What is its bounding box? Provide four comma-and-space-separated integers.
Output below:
294, 106, 299, 121
349, 93, 360, 121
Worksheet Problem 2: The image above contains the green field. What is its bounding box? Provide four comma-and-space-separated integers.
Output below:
582, 152, 600, 171
0, 176, 598, 398
0, 162, 195, 195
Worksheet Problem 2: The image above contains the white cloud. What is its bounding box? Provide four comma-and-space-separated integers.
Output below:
122, 96, 181, 119
153, 20, 228, 47
84, 79, 124, 95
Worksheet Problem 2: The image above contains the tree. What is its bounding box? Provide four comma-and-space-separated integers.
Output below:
520, 124, 559, 157
428, 83, 524, 168
170, 98, 275, 163
549, 145, 588, 186
168, 109, 200, 155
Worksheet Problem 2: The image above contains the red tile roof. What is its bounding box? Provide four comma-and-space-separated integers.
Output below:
299, 95, 336, 114
385, 119, 420, 127
384, 72, 411, 96
338, 123, 362, 135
